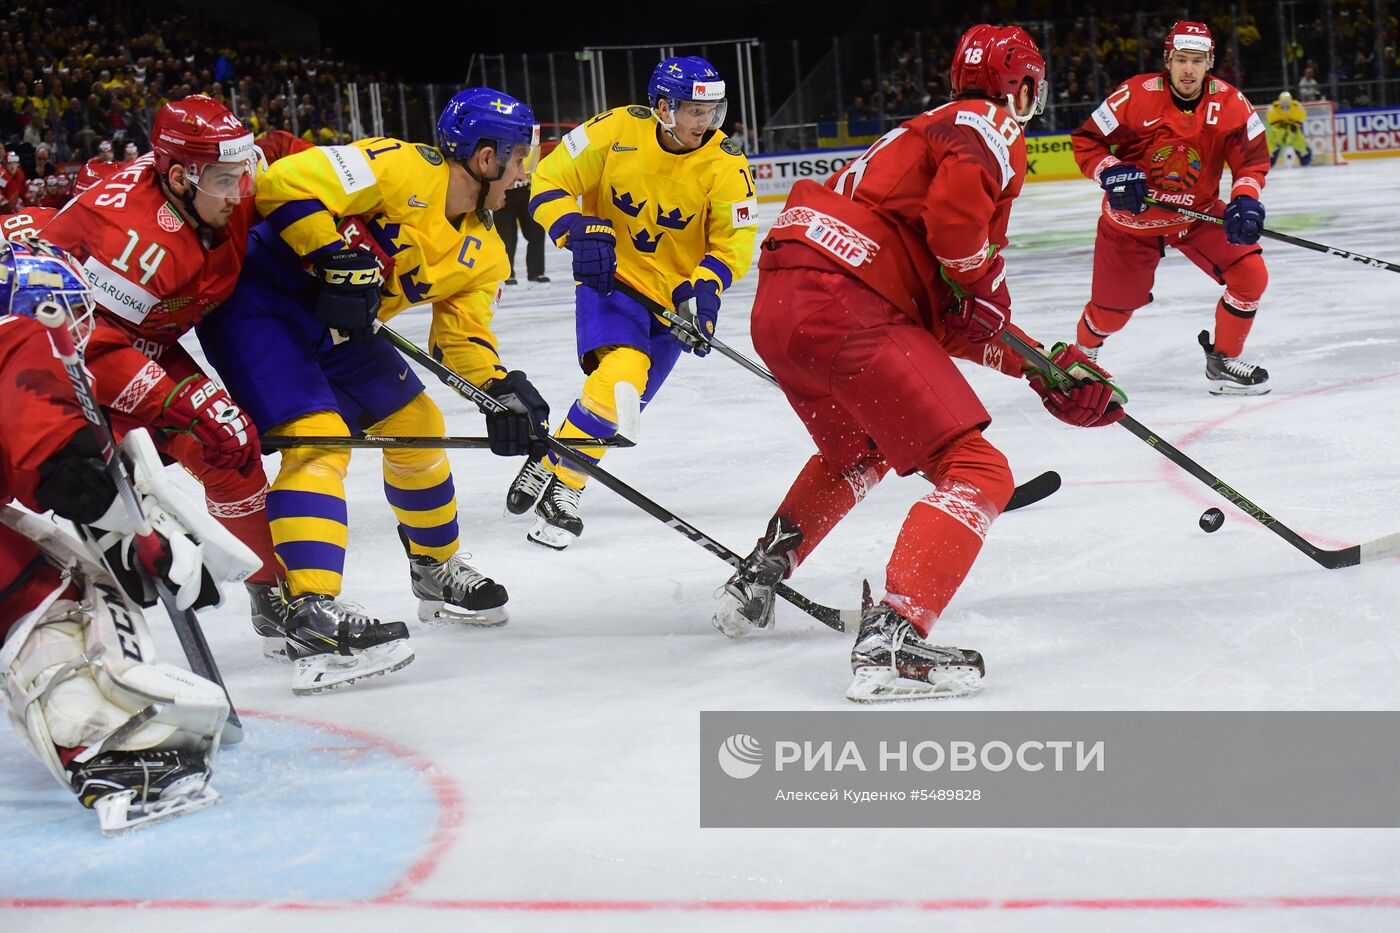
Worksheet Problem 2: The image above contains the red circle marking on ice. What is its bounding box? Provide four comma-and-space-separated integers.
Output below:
1155, 370, 1400, 550
240, 708, 465, 901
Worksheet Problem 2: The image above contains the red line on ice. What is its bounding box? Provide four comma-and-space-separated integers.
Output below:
3, 895, 1399, 911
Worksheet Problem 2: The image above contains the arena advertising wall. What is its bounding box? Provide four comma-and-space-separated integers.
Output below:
1334, 107, 1400, 159
748, 132, 1087, 202
751, 106, 1400, 201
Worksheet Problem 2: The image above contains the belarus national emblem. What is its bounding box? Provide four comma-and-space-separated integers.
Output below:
1150, 143, 1202, 192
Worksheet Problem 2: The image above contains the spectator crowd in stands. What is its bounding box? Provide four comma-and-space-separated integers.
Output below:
837, 0, 1396, 137
2, 0, 396, 208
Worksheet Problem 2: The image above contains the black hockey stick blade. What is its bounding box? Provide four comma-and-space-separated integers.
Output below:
377, 324, 860, 632
1000, 327, 1400, 569
1004, 471, 1061, 512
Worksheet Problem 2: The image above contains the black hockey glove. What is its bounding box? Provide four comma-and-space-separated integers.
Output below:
484, 370, 551, 459
34, 429, 118, 525
312, 249, 383, 341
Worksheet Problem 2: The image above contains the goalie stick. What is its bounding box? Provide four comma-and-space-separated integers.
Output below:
1146, 198, 1400, 274
376, 323, 861, 632
612, 280, 1061, 513
999, 327, 1400, 569
35, 306, 244, 743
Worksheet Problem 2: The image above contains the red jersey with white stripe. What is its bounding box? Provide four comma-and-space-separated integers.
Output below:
762, 98, 1027, 328
0, 206, 58, 242
1072, 73, 1270, 237
0, 315, 94, 636
40, 154, 254, 350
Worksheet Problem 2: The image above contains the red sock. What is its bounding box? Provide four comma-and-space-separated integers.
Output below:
208, 492, 279, 586
883, 431, 1013, 636
773, 452, 891, 570
1212, 297, 1256, 358
1076, 301, 1134, 348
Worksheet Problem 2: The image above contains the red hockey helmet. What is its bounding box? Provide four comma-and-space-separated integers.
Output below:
151, 94, 257, 199
73, 157, 119, 195
951, 24, 1048, 124
1164, 21, 1215, 65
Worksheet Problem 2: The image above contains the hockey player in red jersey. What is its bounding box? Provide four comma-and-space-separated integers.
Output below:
1, 240, 256, 834
1071, 21, 1271, 395
712, 25, 1124, 701
37, 95, 285, 646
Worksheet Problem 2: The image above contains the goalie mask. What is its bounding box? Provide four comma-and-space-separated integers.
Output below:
0, 238, 96, 353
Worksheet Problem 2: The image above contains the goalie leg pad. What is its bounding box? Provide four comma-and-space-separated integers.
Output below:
3, 557, 228, 800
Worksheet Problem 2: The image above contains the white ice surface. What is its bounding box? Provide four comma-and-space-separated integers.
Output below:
4, 158, 1400, 932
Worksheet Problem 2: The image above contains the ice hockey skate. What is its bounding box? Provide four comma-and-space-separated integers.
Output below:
846, 602, 985, 701
408, 550, 509, 625
247, 581, 290, 662
1199, 330, 1270, 395
69, 749, 221, 836
284, 595, 414, 695
506, 458, 552, 514
1075, 341, 1100, 363
528, 476, 584, 549
712, 515, 803, 637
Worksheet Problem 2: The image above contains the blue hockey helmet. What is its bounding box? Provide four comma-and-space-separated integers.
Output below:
436, 87, 541, 170
647, 56, 728, 131
0, 238, 95, 353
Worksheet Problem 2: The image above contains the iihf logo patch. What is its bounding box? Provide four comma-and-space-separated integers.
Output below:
156, 202, 184, 233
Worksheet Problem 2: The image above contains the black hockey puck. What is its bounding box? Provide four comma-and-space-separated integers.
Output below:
1199, 507, 1225, 533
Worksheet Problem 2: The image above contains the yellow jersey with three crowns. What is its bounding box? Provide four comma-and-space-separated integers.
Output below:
255, 137, 511, 386
529, 106, 758, 308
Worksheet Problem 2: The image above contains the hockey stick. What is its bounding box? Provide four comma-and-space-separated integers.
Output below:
999, 327, 1400, 569
1146, 198, 1400, 274
376, 323, 861, 632
261, 434, 634, 451
35, 308, 244, 743
613, 280, 1061, 512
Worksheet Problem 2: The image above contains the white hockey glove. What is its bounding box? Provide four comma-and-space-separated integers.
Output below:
81, 429, 259, 611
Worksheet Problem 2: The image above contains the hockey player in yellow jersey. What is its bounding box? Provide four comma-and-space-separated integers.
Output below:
1266, 91, 1312, 166
198, 89, 552, 694
508, 55, 759, 549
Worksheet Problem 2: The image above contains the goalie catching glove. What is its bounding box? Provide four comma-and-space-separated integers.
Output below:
81, 428, 261, 611
1026, 342, 1127, 428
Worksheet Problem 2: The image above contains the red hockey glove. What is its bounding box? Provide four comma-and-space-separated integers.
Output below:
942, 253, 1009, 344
160, 375, 261, 471
1026, 343, 1126, 428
